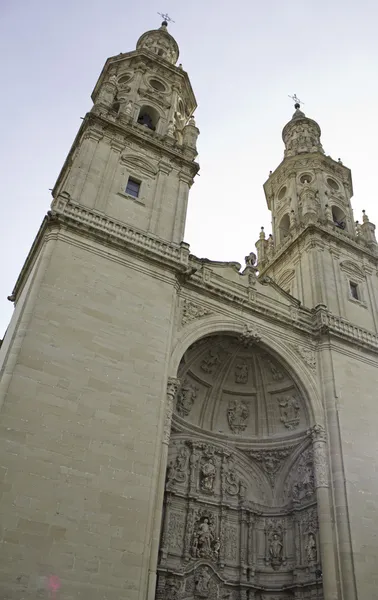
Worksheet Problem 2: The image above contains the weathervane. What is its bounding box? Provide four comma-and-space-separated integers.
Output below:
288, 94, 304, 108
158, 12, 175, 23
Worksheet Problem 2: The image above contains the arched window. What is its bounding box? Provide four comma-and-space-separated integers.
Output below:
137, 105, 159, 131
278, 214, 290, 243
331, 205, 346, 230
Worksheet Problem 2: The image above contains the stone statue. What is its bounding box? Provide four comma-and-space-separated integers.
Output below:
306, 532, 317, 563
234, 362, 248, 384
269, 533, 283, 569
200, 459, 216, 492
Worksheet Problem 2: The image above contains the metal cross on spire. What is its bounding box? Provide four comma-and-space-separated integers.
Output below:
158, 12, 175, 23
288, 94, 304, 108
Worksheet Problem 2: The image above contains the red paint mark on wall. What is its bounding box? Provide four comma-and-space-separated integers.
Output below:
48, 575, 61, 599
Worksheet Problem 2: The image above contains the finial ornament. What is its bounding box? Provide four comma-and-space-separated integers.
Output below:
158, 12, 175, 24
288, 94, 304, 109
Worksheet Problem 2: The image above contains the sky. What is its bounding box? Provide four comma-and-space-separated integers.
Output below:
1, 0, 378, 337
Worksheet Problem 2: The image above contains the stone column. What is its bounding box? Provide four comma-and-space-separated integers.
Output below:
172, 172, 191, 244
70, 129, 103, 202
310, 424, 339, 600
147, 377, 180, 600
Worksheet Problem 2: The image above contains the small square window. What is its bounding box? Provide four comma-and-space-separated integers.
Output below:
126, 177, 141, 198
349, 281, 359, 300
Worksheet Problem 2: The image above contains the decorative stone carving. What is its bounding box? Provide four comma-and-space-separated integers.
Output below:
268, 360, 284, 381
234, 361, 248, 384
200, 349, 221, 374
277, 395, 300, 429
166, 446, 189, 488
165, 576, 182, 600
312, 445, 329, 489
221, 455, 240, 496
195, 566, 211, 597
291, 449, 315, 503
165, 378, 180, 444
249, 448, 293, 486
167, 511, 185, 552
265, 519, 285, 570
239, 325, 261, 348
305, 532, 317, 564
296, 346, 316, 372
182, 299, 213, 326
200, 456, 217, 493
227, 398, 249, 434
224, 525, 238, 561
191, 510, 219, 560
176, 380, 198, 417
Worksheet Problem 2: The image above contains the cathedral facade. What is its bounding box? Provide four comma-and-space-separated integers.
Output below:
0, 19, 378, 600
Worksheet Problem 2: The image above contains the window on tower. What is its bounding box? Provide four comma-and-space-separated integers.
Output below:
278, 214, 290, 243
349, 281, 359, 300
126, 177, 141, 198
137, 105, 159, 131
331, 205, 346, 230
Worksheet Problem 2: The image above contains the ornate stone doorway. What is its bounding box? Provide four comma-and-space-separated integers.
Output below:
157, 334, 324, 600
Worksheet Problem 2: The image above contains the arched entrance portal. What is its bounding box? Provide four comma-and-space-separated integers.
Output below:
156, 334, 323, 600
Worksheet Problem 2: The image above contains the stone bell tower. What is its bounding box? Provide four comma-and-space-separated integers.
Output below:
0, 20, 199, 600
256, 103, 378, 330
52, 19, 199, 243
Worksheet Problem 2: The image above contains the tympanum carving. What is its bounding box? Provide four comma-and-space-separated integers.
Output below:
176, 380, 198, 417
227, 398, 249, 434
235, 361, 248, 384
200, 349, 221, 374
277, 395, 300, 429
166, 446, 189, 489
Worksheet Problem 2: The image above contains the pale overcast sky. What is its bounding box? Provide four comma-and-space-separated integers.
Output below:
1, 0, 378, 336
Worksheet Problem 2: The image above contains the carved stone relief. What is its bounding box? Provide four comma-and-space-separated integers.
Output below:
265, 519, 285, 570
182, 299, 213, 326
227, 398, 249, 434
200, 455, 217, 494
167, 511, 186, 553
268, 360, 284, 381
200, 349, 221, 374
191, 510, 219, 560
289, 448, 315, 503
235, 361, 248, 384
239, 325, 261, 348
224, 525, 238, 561
295, 345, 316, 372
166, 445, 190, 489
176, 380, 198, 417
277, 395, 300, 429
248, 448, 293, 487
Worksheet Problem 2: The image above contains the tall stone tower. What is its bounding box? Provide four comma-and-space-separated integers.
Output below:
0, 20, 199, 600
257, 103, 378, 330
2, 22, 378, 600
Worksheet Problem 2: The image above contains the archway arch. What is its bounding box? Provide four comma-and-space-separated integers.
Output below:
157, 327, 324, 599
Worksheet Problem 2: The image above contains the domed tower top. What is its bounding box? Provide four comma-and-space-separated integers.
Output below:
282, 103, 324, 158
136, 20, 179, 65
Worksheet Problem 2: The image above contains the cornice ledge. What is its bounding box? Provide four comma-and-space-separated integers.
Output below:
260, 222, 378, 275
182, 272, 314, 335
313, 304, 378, 353
50, 197, 190, 271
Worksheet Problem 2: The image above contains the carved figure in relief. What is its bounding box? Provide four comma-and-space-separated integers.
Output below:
291, 453, 315, 502
166, 446, 189, 488
306, 532, 317, 564
222, 455, 239, 496
176, 380, 198, 417
200, 459, 216, 493
195, 566, 211, 597
200, 349, 221, 374
278, 395, 300, 429
227, 398, 249, 434
268, 360, 284, 381
235, 362, 248, 384
191, 513, 219, 560
268, 532, 284, 570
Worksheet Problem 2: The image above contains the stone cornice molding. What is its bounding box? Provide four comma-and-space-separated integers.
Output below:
259, 221, 378, 275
